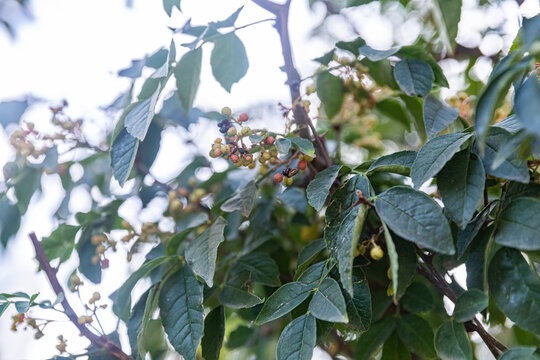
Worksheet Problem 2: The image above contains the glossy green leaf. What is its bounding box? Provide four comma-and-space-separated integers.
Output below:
316, 71, 344, 119
211, 32, 248, 92
411, 132, 472, 188
307, 165, 342, 211
375, 186, 454, 255
15, 301, 29, 313
397, 314, 437, 359
434, 320, 472, 360
276, 138, 291, 154
185, 216, 226, 287
124, 86, 160, 141
438, 150, 485, 229
494, 197, 540, 250
355, 317, 396, 360
325, 204, 368, 295
159, 265, 204, 360
395, 46, 448, 87
499, 346, 540, 360
335, 36, 366, 56
113, 257, 170, 321
175, 47, 202, 112
401, 282, 434, 313
218, 285, 263, 309
255, 282, 317, 325
367, 150, 416, 176
230, 252, 281, 287
221, 181, 257, 217
345, 266, 371, 332
488, 248, 540, 333
490, 130, 528, 171
296, 239, 326, 277
456, 202, 497, 259
482, 127, 529, 183
309, 278, 348, 323
201, 306, 225, 360
276, 314, 316, 360
359, 45, 399, 61
453, 289, 488, 322
381, 332, 411, 360
289, 137, 316, 158
326, 174, 371, 224
423, 94, 459, 139
393, 59, 434, 97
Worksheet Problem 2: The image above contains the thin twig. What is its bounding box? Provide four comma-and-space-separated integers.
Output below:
29, 232, 133, 360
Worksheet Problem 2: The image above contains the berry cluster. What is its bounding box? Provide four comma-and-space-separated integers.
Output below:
272, 154, 312, 186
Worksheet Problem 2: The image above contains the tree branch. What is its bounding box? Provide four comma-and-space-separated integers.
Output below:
415, 248, 507, 358
252, 0, 331, 168
29, 232, 133, 360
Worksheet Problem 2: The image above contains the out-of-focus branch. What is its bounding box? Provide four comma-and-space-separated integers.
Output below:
29, 232, 133, 360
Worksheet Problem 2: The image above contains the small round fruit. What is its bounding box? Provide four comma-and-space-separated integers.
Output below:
221, 107, 232, 117
238, 113, 248, 122
227, 127, 237, 136
230, 154, 240, 163
284, 177, 294, 186
213, 149, 222, 157
266, 136, 275, 145
297, 159, 307, 170
387, 267, 393, 279
273, 173, 283, 183
370, 245, 384, 260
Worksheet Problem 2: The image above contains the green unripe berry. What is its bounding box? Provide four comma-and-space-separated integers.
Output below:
221, 107, 232, 117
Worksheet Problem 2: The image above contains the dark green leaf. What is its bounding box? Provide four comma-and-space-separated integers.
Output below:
137, 122, 161, 170
395, 46, 449, 88
367, 150, 416, 176
326, 175, 372, 224
124, 87, 160, 141
111, 127, 139, 186
488, 248, 540, 333
309, 278, 348, 323
335, 37, 366, 56
159, 265, 204, 360
307, 165, 342, 211
313, 49, 335, 65
210, 33, 248, 92
499, 346, 540, 360
201, 306, 225, 360
185, 216, 226, 287
163, 0, 181, 16
375, 186, 454, 255
230, 252, 281, 287
276, 138, 291, 154
434, 0, 462, 49
397, 314, 437, 359
41, 225, 80, 263
382, 222, 398, 299
393, 59, 434, 97
423, 94, 459, 139
482, 127, 529, 183
355, 317, 396, 360
218, 285, 263, 309
221, 181, 257, 217
515, 75, 540, 139
453, 289, 488, 322
395, 238, 417, 299
0, 100, 28, 127
359, 45, 399, 61
494, 197, 540, 250
434, 320, 472, 360
175, 47, 202, 112
289, 138, 316, 158
0, 200, 20, 247
456, 202, 497, 259
411, 132, 472, 188
296, 239, 326, 276
345, 266, 371, 332
438, 150, 485, 229
522, 14, 540, 48
316, 71, 344, 119
276, 314, 316, 360
381, 333, 411, 360
15, 301, 29, 313
255, 282, 317, 325
14, 167, 41, 213
0, 302, 9, 317
127, 289, 150, 359
400, 282, 434, 313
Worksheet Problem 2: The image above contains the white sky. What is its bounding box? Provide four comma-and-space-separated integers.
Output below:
0, 0, 539, 359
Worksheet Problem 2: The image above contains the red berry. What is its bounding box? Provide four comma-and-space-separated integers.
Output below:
214, 149, 222, 157
230, 154, 240, 163
298, 160, 307, 170
238, 113, 249, 122
101, 259, 109, 269
266, 136, 275, 145
273, 173, 283, 183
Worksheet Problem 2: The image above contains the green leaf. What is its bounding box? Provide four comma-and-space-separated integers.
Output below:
41, 224, 80, 263
366, 150, 416, 176
127, 289, 150, 359
499, 347, 540, 360
490, 130, 528, 171
221, 181, 257, 217
0, 302, 9, 317
411, 132, 472, 188
489, 248, 540, 333
230, 252, 281, 287
296, 239, 326, 276
77, 227, 102, 284
201, 306, 225, 360
124, 87, 160, 141
316, 71, 344, 119
163, 0, 181, 16
423, 94, 459, 139
344, 266, 371, 332
14, 167, 41, 213
382, 222, 398, 300
433, 0, 462, 50
434, 320, 472, 360
210, 32, 248, 92
438, 150, 485, 229
326, 175, 372, 224
255, 282, 317, 325
306, 165, 342, 211
395, 46, 449, 87
276, 314, 316, 360
325, 204, 368, 295
359, 45, 400, 61
309, 278, 348, 323
137, 121, 161, 170
113, 257, 170, 321
296, 261, 328, 284
218, 285, 263, 309
159, 265, 204, 360
355, 317, 396, 360
482, 127, 529, 183
15, 301, 29, 313
111, 127, 139, 186
0, 199, 20, 247
453, 289, 488, 322
313, 49, 335, 65
276, 138, 291, 154
185, 216, 226, 287
0, 100, 28, 127
375, 186, 455, 255
393, 59, 434, 97
522, 14, 540, 48
335, 37, 366, 56
456, 202, 497, 259
395, 238, 417, 299
289, 138, 316, 158
474, 57, 531, 153
381, 333, 411, 360
400, 282, 434, 313
212, 6, 243, 28
397, 314, 437, 359
494, 197, 540, 250
175, 47, 202, 112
